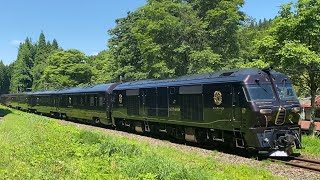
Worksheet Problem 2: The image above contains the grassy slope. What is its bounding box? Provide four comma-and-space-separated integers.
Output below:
0, 106, 277, 179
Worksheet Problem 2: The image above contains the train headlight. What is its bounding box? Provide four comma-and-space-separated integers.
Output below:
260, 109, 272, 114
291, 107, 300, 113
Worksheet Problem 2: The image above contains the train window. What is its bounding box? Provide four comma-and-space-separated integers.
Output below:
95, 96, 98, 106
80, 96, 84, 106
99, 97, 104, 107
73, 96, 78, 106
179, 86, 202, 94
126, 89, 139, 96
170, 87, 176, 94
246, 85, 275, 101
276, 83, 297, 100
90, 96, 94, 106
68, 97, 72, 105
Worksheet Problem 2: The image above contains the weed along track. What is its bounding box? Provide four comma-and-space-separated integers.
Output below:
0, 107, 320, 179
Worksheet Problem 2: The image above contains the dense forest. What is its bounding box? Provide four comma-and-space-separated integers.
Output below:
0, 0, 319, 100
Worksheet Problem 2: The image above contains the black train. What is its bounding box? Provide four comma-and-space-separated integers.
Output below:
0, 68, 302, 156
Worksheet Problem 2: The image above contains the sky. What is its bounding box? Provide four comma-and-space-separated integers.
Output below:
0, 0, 296, 65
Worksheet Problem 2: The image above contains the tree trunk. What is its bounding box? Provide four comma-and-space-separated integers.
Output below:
309, 74, 316, 136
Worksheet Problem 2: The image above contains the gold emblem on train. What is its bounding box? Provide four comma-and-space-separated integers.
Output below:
213, 91, 222, 105
119, 94, 123, 104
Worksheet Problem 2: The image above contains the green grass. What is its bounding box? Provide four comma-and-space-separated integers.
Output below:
0, 106, 278, 179
295, 135, 320, 156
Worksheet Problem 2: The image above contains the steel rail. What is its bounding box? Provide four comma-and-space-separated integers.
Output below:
269, 156, 320, 173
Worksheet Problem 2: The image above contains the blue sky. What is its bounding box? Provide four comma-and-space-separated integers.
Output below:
0, 0, 296, 65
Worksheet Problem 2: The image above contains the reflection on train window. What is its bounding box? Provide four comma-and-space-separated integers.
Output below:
95, 96, 98, 106
68, 97, 72, 105
276, 83, 297, 100
246, 85, 275, 101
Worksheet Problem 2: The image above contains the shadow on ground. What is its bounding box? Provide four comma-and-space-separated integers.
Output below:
0, 108, 12, 117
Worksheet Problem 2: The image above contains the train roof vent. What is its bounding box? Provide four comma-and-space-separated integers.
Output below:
219, 71, 234, 77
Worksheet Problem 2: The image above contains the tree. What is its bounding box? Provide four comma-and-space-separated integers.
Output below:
256, 0, 320, 135
31, 33, 62, 90
0, 61, 10, 94
88, 50, 114, 84
10, 38, 36, 92
52, 39, 59, 50
32, 32, 50, 90
108, 0, 245, 81
41, 50, 93, 89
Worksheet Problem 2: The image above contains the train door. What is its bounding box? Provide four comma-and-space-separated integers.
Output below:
232, 85, 242, 127
140, 89, 147, 117
157, 87, 169, 117
145, 88, 157, 117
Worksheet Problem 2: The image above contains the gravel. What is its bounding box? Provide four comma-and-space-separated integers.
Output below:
58, 120, 320, 180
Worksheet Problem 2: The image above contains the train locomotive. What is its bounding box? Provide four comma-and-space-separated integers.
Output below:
0, 68, 302, 156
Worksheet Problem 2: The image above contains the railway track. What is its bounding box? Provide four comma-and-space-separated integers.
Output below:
270, 156, 320, 173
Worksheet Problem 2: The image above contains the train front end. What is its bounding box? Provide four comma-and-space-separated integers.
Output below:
243, 68, 302, 157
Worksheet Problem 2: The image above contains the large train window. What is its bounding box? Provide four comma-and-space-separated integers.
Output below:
95, 96, 98, 107
68, 96, 72, 106
90, 96, 94, 106
99, 96, 104, 107
79, 95, 84, 106
246, 84, 275, 101
72, 96, 78, 106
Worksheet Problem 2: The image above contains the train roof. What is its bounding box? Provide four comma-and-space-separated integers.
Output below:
31, 83, 117, 95
56, 83, 117, 94
0, 92, 32, 97
32, 90, 60, 95
114, 68, 288, 90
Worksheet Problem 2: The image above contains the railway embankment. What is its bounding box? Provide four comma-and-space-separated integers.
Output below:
0, 106, 319, 179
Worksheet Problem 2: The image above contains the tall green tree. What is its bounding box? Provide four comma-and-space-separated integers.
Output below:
32, 33, 60, 91
256, 0, 320, 135
10, 38, 36, 93
0, 61, 10, 94
52, 39, 59, 50
41, 50, 93, 89
32, 32, 49, 90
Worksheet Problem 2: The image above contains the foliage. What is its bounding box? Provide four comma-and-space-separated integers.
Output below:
0, 61, 10, 94
0, 105, 278, 179
9, 38, 36, 93
108, 0, 245, 81
32, 32, 60, 91
41, 50, 93, 89
8, 33, 62, 93
88, 50, 114, 84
